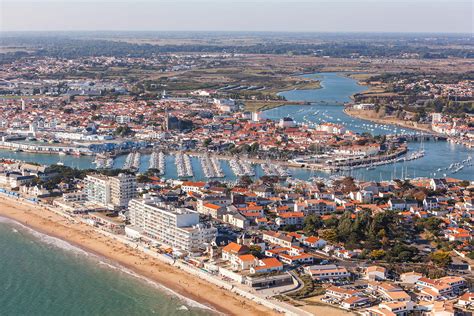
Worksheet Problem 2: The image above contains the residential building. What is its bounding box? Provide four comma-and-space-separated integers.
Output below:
84, 173, 136, 209
304, 264, 350, 280
127, 197, 217, 252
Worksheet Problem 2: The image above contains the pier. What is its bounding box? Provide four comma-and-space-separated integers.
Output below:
175, 153, 193, 178
200, 156, 225, 178
229, 159, 255, 177
261, 162, 290, 177
149, 151, 165, 175
123, 152, 140, 171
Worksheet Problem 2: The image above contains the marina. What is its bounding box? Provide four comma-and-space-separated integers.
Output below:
229, 158, 255, 177
122, 152, 141, 171
200, 155, 225, 178
1, 73, 472, 182
175, 152, 194, 178
261, 161, 291, 177
93, 155, 114, 169
149, 151, 165, 175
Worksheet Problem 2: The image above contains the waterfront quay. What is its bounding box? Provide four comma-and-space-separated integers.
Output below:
1, 72, 472, 181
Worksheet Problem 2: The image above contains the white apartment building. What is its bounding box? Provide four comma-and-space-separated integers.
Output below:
304, 264, 351, 280
116, 115, 131, 124
84, 173, 137, 210
127, 198, 217, 252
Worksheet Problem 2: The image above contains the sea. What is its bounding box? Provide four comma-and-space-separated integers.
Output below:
0, 217, 212, 316
0, 72, 472, 315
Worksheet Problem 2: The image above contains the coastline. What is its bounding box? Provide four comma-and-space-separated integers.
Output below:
343, 108, 434, 133
0, 197, 275, 316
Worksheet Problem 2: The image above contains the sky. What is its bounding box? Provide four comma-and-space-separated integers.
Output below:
1, 0, 472, 33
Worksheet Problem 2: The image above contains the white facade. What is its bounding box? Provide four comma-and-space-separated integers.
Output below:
279, 117, 296, 128
116, 115, 131, 124
84, 173, 136, 209
128, 198, 217, 252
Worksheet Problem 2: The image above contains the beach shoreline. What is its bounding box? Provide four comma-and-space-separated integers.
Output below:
0, 197, 276, 316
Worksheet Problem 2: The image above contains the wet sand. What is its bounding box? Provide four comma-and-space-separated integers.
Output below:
0, 197, 275, 316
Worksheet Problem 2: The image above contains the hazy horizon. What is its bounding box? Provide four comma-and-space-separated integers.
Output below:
1, 0, 472, 34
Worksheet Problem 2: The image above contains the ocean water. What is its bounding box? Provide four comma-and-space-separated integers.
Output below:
0, 218, 212, 316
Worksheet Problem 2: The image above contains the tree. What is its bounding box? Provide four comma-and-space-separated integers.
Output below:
238, 176, 253, 187
430, 251, 452, 268
145, 168, 160, 177
249, 142, 259, 153
369, 249, 386, 260
203, 138, 212, 147
416, 217, 443, 235
137, 174, 152, 183
114, 125, 134, 137
323, 216, 339, 229
249, 245, 262, 258
282, 224, 298, 232
304, 214, 323, 235
320, 229, 337, 243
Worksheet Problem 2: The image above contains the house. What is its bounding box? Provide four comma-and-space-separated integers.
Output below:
326, 286, 363, 299
341, 296, 370, 310
389, 199, 407, 211
379, 301, 414, 316
304, 264, 350, 281
196, 194, 231, 209
438, 276, 466, 293
222, 242, 249, 266
274, 246, 314, 265
181, 181, 207, 193
400, 271, 423, 284
424, 197, 439, 210
430, 301, 455, 316
376, 284, 410, 302
369, 282, 411, 302
276, 212, 305, 227
416, 277, 453, 299
253, 185, 274, 198
365, 266, 387, 281
250, 257, 283, 274
222, 212, 250, 229
335, 248, 359, 259
457, 292, 474, 308
199, 203, 226, 219
235, 254, 257, 271
262, 231, 299, 248
350, 190, 374, 203
364, 301, 414, 316
430, 179, 447, 191
444, 228, 471, 242
295, 199, 336, 215
0, 172, 36, 188
302, 236, 327, 249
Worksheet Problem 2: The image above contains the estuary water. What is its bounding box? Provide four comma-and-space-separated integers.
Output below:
0, 72, 472, 181
0, 217, 211, 316
265, 72, 473, 181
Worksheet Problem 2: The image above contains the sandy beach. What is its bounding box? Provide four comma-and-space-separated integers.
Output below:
0, 197, 276, 316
